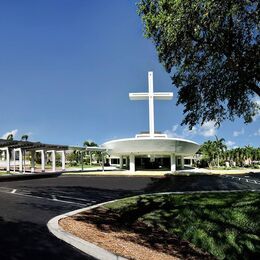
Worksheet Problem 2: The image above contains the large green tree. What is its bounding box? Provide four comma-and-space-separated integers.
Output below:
138, 0, 260, 128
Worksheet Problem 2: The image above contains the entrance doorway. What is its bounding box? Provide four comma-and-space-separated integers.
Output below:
135, 156, 170, 170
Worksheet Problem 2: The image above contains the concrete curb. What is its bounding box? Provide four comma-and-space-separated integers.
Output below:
47, 189, 260, 259
47, 200, 127, 260
0, 172, 62, 182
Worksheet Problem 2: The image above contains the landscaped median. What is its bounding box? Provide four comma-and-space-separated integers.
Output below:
48, 191, 260, 260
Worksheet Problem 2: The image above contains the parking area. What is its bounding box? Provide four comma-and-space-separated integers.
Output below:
221, 174, 260, 186
0, 174, 259, 260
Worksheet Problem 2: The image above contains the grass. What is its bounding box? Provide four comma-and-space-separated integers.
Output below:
105, 192, 260, 259
0, 171, 8, 175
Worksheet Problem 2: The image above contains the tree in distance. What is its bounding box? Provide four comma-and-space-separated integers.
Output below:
6, 134, 13, 141
83, 140, 98, 147
21, 135, 29, 141
138, 0, 259, 129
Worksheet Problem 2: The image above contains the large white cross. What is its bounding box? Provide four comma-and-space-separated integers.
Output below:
129, 71, 173, 137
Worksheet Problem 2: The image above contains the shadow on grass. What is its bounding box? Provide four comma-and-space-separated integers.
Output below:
74, 192, 259, 260
73, 200, 214, 259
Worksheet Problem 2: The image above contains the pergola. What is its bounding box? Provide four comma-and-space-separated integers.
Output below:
0, 139, 69, 173
85, 146, 107, 171
0, 139, 109, 174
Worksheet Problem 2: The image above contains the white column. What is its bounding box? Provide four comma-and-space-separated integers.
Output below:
13, 150, 16, 173
61, 150, 66, 171
80, 152, 84, 171
119, 156, 123, 168
22, 150, 26, 173
170, 154, 176, 172
6, 149, 10, 173
101, 152, 104, 172
41, 150, 45, 172
31, 151, 35, 173
18, 149, 22, 173
180, 156, 184, 170
148, 71, 154, 136
129, 154, 135, 172
51, 150, 56, 172
89, 151, 92, 165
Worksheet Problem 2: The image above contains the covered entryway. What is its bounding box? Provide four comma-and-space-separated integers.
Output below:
135, 155, 171, 171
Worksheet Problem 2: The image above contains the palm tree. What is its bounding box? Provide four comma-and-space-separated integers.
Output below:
236, 148, 244, 166
215, 136, 227, 167
199, 140, 216, 168
83, 141, 98, 147
83, 140, 99, 165
6, 134, 13, 141
21, 135, 29, 141
244, 146, 254, 166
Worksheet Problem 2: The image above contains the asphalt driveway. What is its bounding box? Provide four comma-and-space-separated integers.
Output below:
0, 174, 259, 260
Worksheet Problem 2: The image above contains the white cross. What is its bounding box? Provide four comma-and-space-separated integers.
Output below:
129, 71, 173, 137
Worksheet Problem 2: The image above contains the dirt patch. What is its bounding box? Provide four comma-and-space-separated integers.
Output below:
59, 207, 214, 260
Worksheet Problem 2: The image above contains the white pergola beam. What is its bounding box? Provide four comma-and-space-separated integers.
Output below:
6, 149, 10, 172
31, 150, 35, 173
51, 150, 56, 172
41, 150, 45, 172
61, 150, 66, 171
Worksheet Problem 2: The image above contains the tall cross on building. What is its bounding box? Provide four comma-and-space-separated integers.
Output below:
129, 71, 173, 137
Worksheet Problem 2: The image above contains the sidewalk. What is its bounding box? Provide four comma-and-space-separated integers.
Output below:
63, 167, 260, 176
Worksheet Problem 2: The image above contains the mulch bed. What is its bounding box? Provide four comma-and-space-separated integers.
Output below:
60, 207, 215, 260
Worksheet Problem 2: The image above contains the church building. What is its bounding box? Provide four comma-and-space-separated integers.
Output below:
102, 72, 200, 172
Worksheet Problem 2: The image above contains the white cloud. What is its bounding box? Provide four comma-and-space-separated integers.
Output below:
233, 128, 244, 137
164, 125, 183, 138
254, 128, 260, 136
182, 126, 198, 136
164, 121, 218, 138
226, 140, 236, 148
252, 97, 260, 121
1, 129, 18, 139
198, 121, 217, 137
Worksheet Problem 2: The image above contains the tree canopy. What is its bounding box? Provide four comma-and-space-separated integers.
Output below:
83, 140, 98, 147
138, 0, 260, 128
21, 135, 28, 141
6, 134, 13, 141
199, 140, 260, 168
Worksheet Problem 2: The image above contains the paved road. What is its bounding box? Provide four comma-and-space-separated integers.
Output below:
0, 174, 259, 260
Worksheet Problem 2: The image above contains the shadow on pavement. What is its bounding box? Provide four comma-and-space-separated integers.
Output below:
144, 175, 257, 193
0, 217, 91, 260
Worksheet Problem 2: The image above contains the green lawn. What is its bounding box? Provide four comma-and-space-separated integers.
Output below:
0, 171, 8, 175
105, 192, 260, 259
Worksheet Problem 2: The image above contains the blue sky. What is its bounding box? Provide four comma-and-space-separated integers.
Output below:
0, 0, 259, 148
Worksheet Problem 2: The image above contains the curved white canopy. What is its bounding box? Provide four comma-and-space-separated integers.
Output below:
102, 137, 200, 156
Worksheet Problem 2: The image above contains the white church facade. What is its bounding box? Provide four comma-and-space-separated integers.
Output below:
102, 72, 200, 172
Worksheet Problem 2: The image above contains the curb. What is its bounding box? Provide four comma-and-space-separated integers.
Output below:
47, 200, 127, 260
0, 172, 62, 182
47, 189, 260, 259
